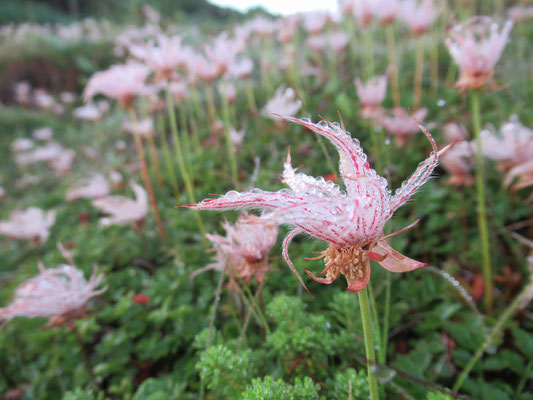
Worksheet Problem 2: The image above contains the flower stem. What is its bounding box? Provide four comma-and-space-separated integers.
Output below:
127, 107, 167, 241
73, 324, 99, 391
367, 281, 382, 351
471, 89, 493, 314
237, 277, 266, 352
379, 271, 391, 364
363, 29, 375, 80
430, 28, 439, 96
145, 124, 164, 186
155, 112, 181, 200
165, 85, 206, 238
386, 25, 401, 108
245, 79, 258, 115
358, 286, 380, 400
221, 83, 239, 187
452, 276, 533, 392
413, 35, 424, 110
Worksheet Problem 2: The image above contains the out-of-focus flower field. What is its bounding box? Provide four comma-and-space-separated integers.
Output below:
1, 1, 533, 399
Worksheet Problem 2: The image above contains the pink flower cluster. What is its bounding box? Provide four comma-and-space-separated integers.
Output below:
193, 215, 278, 288
446, 16, 513, 92
186, 115, 452, 293
0, 255, 105, 326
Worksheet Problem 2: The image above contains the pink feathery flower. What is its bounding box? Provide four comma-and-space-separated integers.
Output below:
446, 16, 513, 92
440, 141, 474, 186
186, 52, 217, 84
244, 16, 278, 38
0, 251, 105, 325
338, 0, 355, 16
66, 174, 110, 202
228, 57, 254, 79
443, 121, 468, 143
84, 63, 149, 108
329, 31, 350, 54
129, 34, 184, 80
184, 116, 452, 293
278, 15, 300, 43
229, 126, 246, 152
48, 148, 75, 176
14, 81, 32, 105
15, 142, 64, 165
399, 0, 439, 35
123, 117, 154, 138
504, 159, 533, 195
60, 91, 76, 104
92, 181, 148, 228
15, 141, 75, 176
262, 87, 302, 123
354, 0, 374, 27
11, 138, 34, 153
73, 103, 104, 122
169, 80, 188, 102
371, 0, 400, 25
355, 75, 388, 118
205, 32, 246, 78
0, 207, 56, 244
307, 35, 329, 53
32, 127, 53, 141
479, 115, 533, 170
508, 6, 533, 23
379, 107, 428, 146
303, 11, 330, 35
32, 89, 56, 110
192, 215, 278, 288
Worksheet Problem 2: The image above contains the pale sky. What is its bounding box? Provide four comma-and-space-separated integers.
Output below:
208, 0, 338, 15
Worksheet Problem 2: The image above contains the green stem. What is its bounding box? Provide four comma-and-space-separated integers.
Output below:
367, 281, 382, 352
471, 90, 493, 314
127, 108, 167, 242
178, 102, 193, 178
156, 112, 181, 200
363, 29, 375, 80
379, 271, 391, 365
358, 286, 380, 400
430, 28, 439, 96
452, 277, 533, 392
245, 79, 258, 114
204, 82, 217, 124
221, 83, 239, 187
413, 35, 424, 110
386, 25, 401, 108
165, 85, 206, 238
237, 277, 266, 352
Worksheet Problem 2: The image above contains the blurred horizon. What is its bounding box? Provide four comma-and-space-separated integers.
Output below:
208, 0, 338, 15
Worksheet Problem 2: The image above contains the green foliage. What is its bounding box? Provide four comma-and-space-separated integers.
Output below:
132, 376, 185, 400
196, 345, 259, 398
426, 392, 453, 400
241, 376, 319, 400
325, 368, 369, 400
62, 388, 104, 400
266, 295, 333, 379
